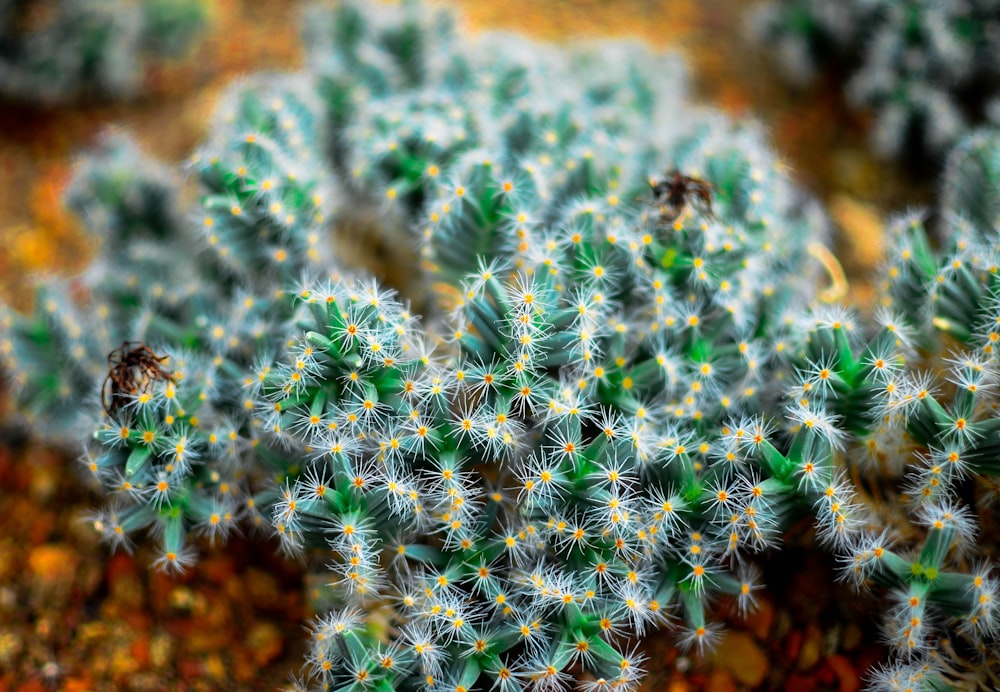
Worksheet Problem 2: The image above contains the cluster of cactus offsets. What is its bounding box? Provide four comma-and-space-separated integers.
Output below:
749, 0, 1000, 160
793, 134, 1000, 688
301, 0, 690, 293
64, 131, 201, 328
6, 0, 1000, 689
0, 74, 339, 566
0, 0, 207, 104
282, 3, 851, 687
94, 78, 343, 565
0, 4, 836, 689
266, 119, 834, 686
0, 72, 328, 442
189, 75, 336, 287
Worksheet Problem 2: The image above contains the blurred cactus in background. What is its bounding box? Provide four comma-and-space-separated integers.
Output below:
302, 0, 691, 299
0, 0, 208, 104
188, 75, 336, 289
0, 131, 185, 444
750, 0, 1000, 162
815, 131, 1000, 687
941, 128, 1000, 233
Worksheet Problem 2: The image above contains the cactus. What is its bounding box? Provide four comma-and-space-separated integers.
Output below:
187, 75, 336, 289
0, 281, 111, 444
73, 75, 344, 572
0, 3, 836, 688
301, 1, 689, 297
797, 132, 1000, 686
0, 0, 208, 104
0, 130, 187, 444
9, 0, 1000, 689
750, 0, 1000, 161
0, 1, 839, 688
941, 128, 1000, 233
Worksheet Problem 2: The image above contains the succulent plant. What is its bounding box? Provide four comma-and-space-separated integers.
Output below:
281, 4, 847, 687
12, 0, 1000, 690
0, 3, 835, 687
802, 131, 1000, 687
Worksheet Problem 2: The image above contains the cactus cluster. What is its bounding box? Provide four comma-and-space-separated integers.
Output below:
749, 0, 1000, 160
0, 0, 207, 104
847, 131, 1000, 684
4, 0, 1000, 689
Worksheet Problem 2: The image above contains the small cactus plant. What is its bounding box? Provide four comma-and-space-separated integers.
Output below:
5, 0, 1000, 690
814, 132, 1000, 685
